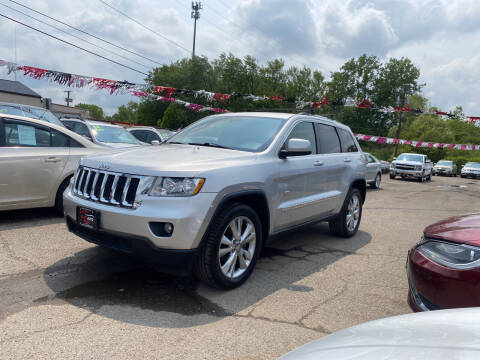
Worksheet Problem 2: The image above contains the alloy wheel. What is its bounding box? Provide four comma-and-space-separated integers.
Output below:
345, 194, 360, 232
218, 216, 256, 279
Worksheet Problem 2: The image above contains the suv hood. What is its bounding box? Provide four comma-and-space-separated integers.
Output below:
424, 213, 480, 246
81, 143, 257, 176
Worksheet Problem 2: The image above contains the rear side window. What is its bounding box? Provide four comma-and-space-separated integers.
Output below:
284, 122, 317, 154
73, 122, 90, 138
337, 128, 358, 152
145, 131, 160, 143
130, 130, 148, 142
2, 121, 82, 148
315, 123, 341, 154
4, 122, 50, 147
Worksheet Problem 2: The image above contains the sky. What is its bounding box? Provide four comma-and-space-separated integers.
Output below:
0, 0, 479, 116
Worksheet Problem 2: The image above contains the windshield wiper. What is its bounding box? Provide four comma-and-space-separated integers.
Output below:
187, 142, 232, 149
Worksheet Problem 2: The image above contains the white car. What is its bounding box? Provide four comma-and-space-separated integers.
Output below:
280, 308, 480, 359
60, 119, 144, 148
127, 126, 175, 144
0, 114, 104, 213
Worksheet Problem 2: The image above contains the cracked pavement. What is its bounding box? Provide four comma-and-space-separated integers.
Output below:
1, 176, 479, 359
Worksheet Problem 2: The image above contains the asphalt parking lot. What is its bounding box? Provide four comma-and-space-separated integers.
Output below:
1, 175, 479, 359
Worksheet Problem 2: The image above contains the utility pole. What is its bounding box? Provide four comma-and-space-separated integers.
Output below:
191, 1, 202, 58
64, 90, 73, 107
394, 85, 409, 158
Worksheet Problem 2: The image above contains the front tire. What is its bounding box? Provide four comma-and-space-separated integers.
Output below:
195, 202, 262, 289
390, 173, 395, 179
329, 188, 362, 238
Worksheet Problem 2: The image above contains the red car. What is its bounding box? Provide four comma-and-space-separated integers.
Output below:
407, 213, 480, 311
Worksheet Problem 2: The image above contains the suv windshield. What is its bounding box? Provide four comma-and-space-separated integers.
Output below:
397, 154, 423, 162
437, 161, 452, 166
0, 104, 64, 127
90, 124, 139, 144
167, 115, 287, 152
465, 162, 480, 168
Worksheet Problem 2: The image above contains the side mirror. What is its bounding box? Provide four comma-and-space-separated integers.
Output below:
279, 138, 312, 159
151, 140, 160, 145
393, 157, 397, 161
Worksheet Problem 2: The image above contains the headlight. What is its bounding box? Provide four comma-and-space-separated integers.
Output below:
417, 240, 480, 269
149, 177, 205, 197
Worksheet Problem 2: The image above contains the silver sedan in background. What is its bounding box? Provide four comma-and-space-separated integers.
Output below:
433, 160, 457, 176
0, 114, 104, 213
365, 153, 382, 188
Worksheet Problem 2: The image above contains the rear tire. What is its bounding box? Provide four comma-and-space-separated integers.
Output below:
55, 176, 71, 215
389, 174, 395, 179
329, 188, 362, 238
371, 173, 381, 189
195, 202, 262, 289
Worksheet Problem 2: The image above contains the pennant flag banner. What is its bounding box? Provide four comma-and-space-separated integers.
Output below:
3, 58, 480, 123
354, 133, 480, 151
0, 59, 146, 95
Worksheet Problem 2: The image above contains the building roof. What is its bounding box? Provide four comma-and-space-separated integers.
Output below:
0, 79, 41, 98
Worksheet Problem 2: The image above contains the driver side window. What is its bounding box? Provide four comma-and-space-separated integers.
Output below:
284, 122, 317, 154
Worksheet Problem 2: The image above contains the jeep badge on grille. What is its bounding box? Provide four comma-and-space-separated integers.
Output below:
98, 163, 110, 170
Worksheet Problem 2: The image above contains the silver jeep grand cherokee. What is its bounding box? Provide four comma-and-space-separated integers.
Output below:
63, 112, 367, 288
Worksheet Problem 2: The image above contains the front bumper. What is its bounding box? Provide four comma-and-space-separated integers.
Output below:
433, 168, 452, 175
65, 217, 197, 276
391, 168, 423, 177
407, 247, 480, 311
461, 171, 480, 178
63, 188, 217, 250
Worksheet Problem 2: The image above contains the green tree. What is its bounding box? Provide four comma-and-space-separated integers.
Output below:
74, 103, 105, 120
160, 103, 206, 130
111, 101, 138, 124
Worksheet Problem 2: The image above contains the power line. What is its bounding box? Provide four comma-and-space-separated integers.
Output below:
0, 1, 151, 69
97, 0, 191, 54
7, 0, 163, 66
0, 13, 148, 75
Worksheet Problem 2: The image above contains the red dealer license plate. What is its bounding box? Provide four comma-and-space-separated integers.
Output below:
77, 207, 99, 230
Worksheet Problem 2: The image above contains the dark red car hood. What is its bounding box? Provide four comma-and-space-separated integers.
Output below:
424, 213, 480, 246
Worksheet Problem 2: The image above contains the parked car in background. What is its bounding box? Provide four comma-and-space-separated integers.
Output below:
390, 153, 433, 182
407, 213, 480, 312
433, 160, 457, 176
60, 119, 144, 148
63, 112, 367, 289
0, 114, 104, 213
461, 162, 480, 178
127, 126, 175, 144
0, 102, 65, 127
365, 153, 382, 188
279, 308, 480, 359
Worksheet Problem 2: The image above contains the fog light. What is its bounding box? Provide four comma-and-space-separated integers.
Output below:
164, 223, 173, 234
149, 222, 174, 237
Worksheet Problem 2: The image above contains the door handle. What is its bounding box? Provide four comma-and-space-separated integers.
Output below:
344, 158, 352, 163
45, 157, 61, 163
313, 161, 324, 166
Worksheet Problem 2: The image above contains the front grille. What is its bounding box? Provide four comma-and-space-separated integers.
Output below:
73, 166, 143, 208
396, 164, 415, 170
